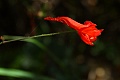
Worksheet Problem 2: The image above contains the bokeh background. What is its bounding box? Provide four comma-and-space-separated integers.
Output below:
0, 0, 120, 80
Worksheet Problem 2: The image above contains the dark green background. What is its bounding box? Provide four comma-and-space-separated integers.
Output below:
0, 0, 120, 80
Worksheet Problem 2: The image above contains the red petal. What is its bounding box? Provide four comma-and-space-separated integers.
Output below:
80, 24, 104, 37
89, 36, 97, 42
84, 21, 97, 27
44, 17, 86, 30
78, 31, 94, 46
81, 29, 102, 37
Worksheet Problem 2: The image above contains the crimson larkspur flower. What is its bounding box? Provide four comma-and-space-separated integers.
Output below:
44, 16, 103, 45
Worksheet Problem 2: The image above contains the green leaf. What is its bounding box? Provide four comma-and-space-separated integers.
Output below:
0, 68, 34, 78
0, 68, 55, 80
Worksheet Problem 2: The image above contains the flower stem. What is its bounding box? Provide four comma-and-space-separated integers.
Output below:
1, 30, 74, 44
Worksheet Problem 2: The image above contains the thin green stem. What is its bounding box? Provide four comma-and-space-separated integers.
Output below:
1, 30, 74, 45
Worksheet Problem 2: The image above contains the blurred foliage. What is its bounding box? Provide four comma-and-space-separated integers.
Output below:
0, 0, 120, 80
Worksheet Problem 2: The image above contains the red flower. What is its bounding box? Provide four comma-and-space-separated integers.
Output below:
44, 16, 103, 45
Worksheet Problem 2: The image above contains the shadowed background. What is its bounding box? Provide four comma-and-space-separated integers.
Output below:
0, 0, 120, 80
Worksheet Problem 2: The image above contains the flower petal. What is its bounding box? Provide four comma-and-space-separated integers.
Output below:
44, 17, 86, 30
84, 21, 97, 27
80, 23, 104, 37
78, 31, 94, 45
